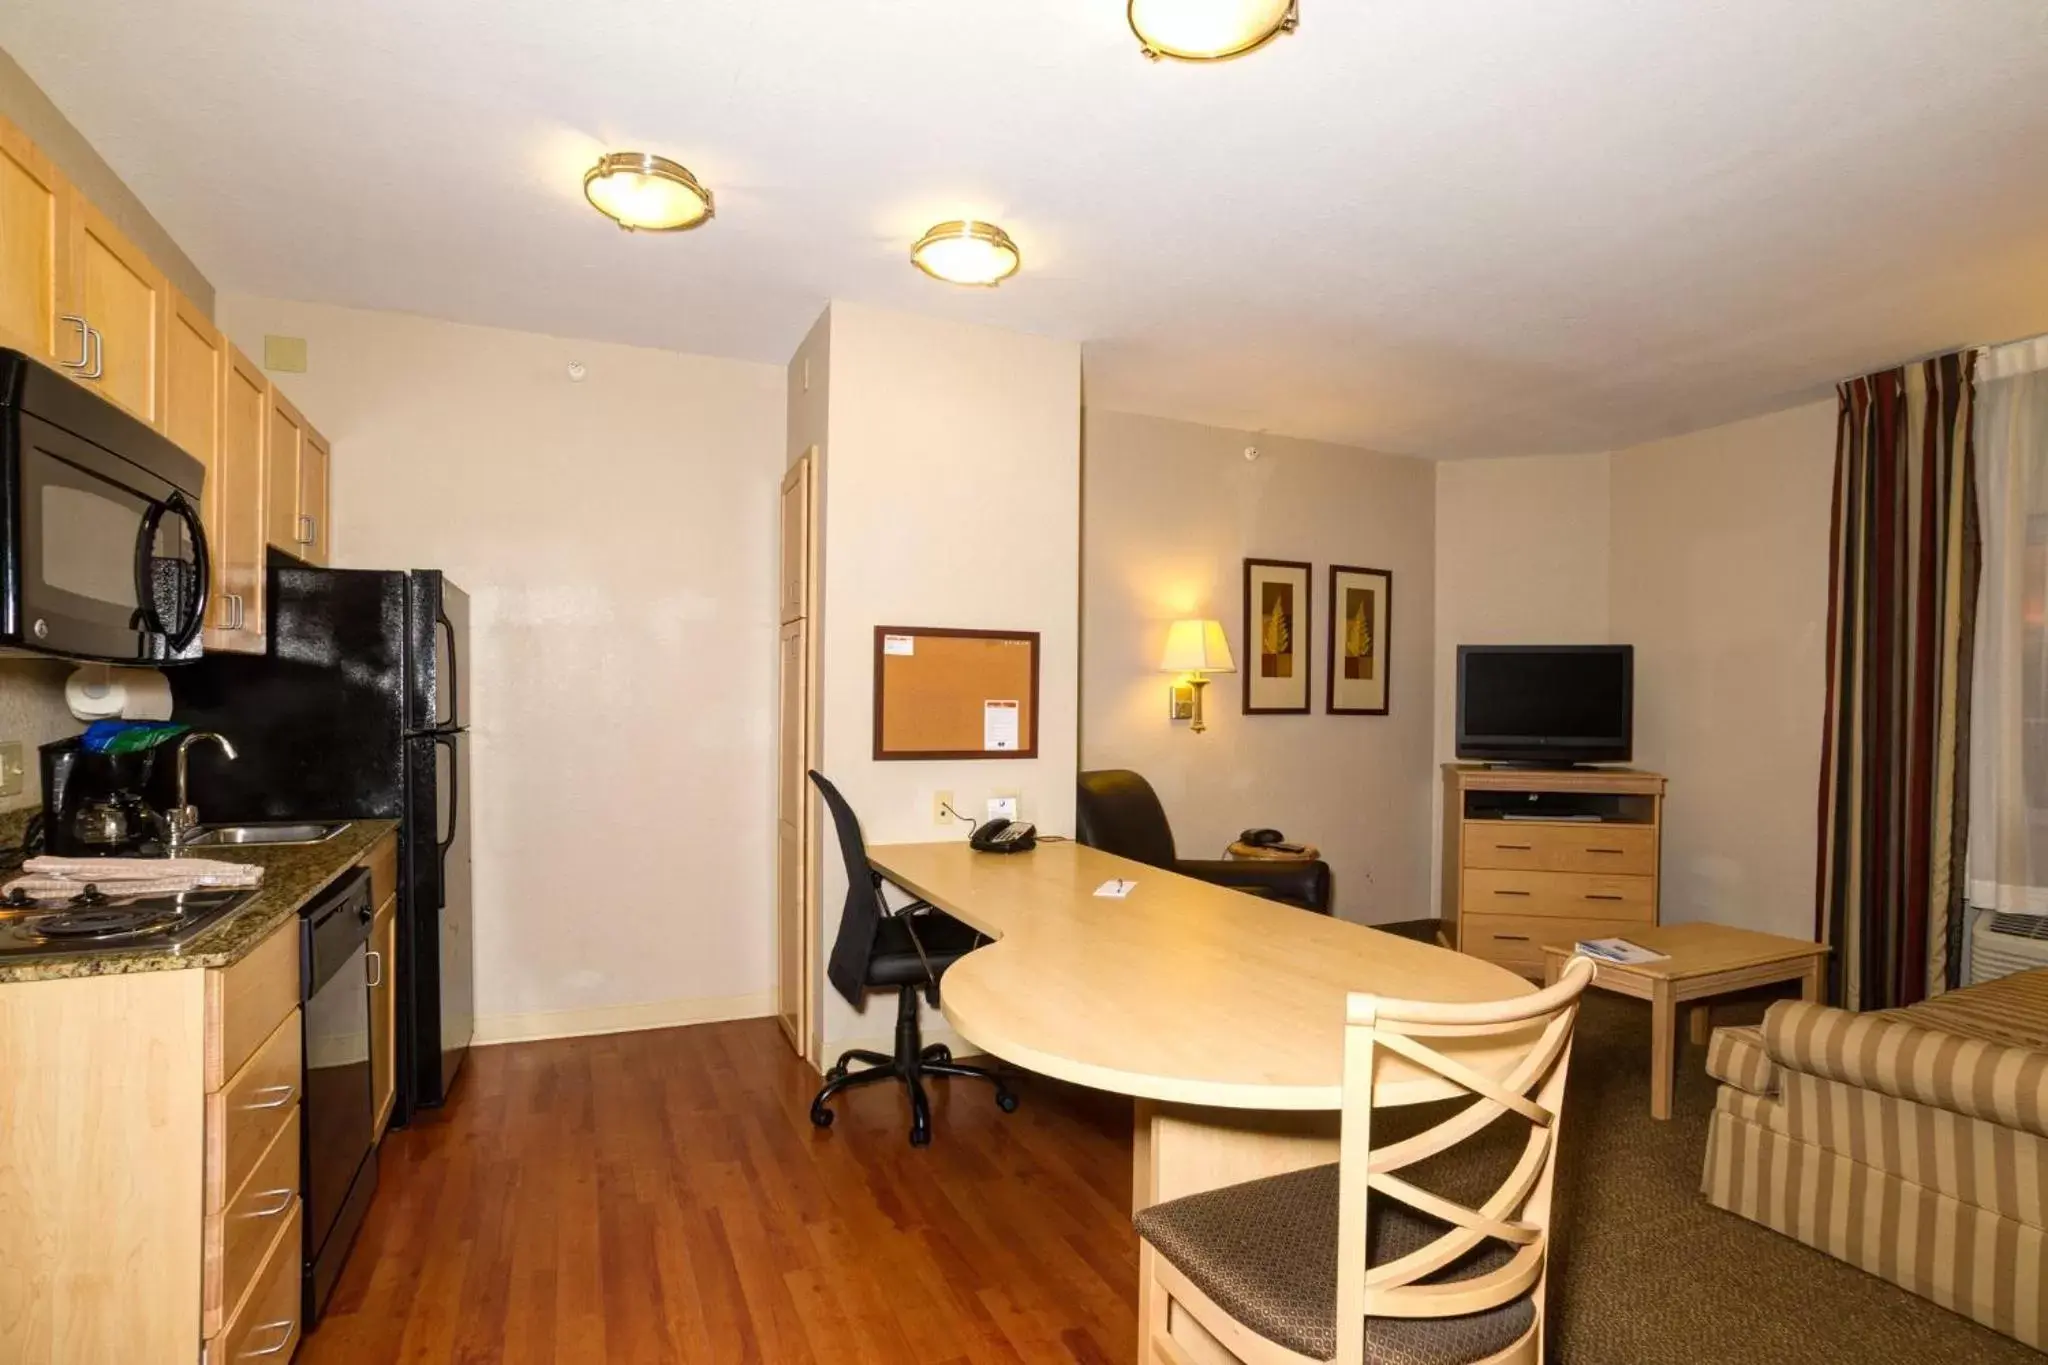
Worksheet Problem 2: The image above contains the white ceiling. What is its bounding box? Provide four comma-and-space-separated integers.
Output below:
5, 2, 2047, 456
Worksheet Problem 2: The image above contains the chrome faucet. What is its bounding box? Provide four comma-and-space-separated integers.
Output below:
167, 732, 238, 856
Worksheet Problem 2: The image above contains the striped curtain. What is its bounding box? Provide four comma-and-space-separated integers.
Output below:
1816, 352, 1979, 1010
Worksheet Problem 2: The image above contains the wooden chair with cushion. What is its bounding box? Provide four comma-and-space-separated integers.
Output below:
1134, 955, 1595, 1365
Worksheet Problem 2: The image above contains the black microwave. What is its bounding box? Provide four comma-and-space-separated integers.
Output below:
0, 349, 209, 664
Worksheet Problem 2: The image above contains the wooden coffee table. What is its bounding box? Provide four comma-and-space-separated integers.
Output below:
1541, 923, 1828, 1120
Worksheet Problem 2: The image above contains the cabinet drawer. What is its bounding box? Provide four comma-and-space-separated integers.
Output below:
203, 1108, 300, 1337
1463, 868, 1655, 920
1462, 822, 1656, 876
207, 918, 300, 1090
205, 1201, 302, 1365
1461, 912, 1651, 970
206, 1009, 301, 1213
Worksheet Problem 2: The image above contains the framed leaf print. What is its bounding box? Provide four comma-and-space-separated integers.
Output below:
1242, 558, 1312, 714
1327, 564, 1392, 715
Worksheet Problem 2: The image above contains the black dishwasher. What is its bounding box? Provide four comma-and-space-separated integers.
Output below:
300, 866, 378, 1325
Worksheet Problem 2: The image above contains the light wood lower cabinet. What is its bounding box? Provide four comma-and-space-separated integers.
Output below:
203, 1108, 301, 1338
206, 1202, 303, 1365
370, 894, 398, 1137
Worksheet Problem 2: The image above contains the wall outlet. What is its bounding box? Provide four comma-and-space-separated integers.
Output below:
986, 794, 1019, 823
0, 742, 20, 797
933, 790, 956, 827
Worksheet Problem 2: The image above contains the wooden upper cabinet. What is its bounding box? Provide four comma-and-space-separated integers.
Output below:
207, 345, 269, 654
300, 427, 330, 566
265, 386, 305, 556
0, 114, 70, 366
164, 290, 221, 469
67, 189, 167, 429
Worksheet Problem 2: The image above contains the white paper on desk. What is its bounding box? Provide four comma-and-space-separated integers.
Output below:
984, 699, 1020, 750
1094, 878, 1136, 898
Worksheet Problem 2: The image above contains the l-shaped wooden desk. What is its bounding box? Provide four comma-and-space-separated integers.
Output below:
865, 839, 1540, 1364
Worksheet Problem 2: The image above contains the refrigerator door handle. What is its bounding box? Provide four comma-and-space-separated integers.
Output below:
436, 732, 460, 859
437, 609, 459, 730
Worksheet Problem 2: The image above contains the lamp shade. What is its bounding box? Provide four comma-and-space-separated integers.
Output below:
1159, 619, 1236, 674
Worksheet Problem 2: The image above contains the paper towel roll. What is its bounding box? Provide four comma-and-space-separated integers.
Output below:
65, 666, 173, 722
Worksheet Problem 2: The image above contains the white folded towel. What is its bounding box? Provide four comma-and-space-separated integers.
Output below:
6, 855, 264, 901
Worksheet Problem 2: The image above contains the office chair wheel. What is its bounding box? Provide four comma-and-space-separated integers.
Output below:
996, 1089, 1019, 1113
809, 1102, 835, 1129
909, 1124, 932, 1148
921, 1043, 952, 1064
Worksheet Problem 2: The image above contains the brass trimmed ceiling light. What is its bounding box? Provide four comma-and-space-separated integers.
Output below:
1128, 0, 1298, 61
910, 220, 1022, 287
583, 152, 715, 232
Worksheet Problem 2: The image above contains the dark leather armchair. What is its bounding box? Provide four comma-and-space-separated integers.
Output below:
1075, 769, 1332, 914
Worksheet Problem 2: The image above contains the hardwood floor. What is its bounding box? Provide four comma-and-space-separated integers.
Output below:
298, 1019, 1140, 1364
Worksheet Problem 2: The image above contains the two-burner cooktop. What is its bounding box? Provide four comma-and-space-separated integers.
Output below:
0, 882, 255, 959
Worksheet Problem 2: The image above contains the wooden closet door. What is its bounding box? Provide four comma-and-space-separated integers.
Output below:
0, 115, 70, 366
777, 618, 809, 1051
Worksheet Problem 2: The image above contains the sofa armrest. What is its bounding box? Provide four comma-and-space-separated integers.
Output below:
1175, 858, 1333, 915
1763, 999, 2048, 1138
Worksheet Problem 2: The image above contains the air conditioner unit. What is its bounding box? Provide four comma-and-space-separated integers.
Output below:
1970, 911, 2048, 985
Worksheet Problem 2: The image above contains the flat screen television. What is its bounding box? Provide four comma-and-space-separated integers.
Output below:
1456, 645, 1633, 766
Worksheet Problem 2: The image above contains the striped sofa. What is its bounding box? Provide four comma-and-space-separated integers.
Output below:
1700, 967, 2048, 1349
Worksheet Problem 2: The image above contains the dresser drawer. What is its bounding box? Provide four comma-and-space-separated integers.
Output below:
206, 917, 300, 1090
206, 1009, 301, 1213
203, 1108, 300, 1337
205, 1201, 302, 1365
1461, 912, 1651, 970
1462, 821, 1656, 876
1463, 868, 1655, 920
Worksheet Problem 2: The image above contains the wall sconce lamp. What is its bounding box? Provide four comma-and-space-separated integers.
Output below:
1159, 618, 1236, 734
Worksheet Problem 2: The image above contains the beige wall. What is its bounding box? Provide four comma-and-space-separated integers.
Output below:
1426, 405, 1837, 939
812, 301, 1080, 1053
0, 659, 79, 812
0, 45, 211, 312
1430, 453, 1612, 905
215, 294, 786, 1041
1081, 409, 1437, 925
1609, 400, 1836, 937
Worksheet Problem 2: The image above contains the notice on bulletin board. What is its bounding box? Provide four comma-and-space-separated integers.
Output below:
984, 700, 1020, 751
883, 634, 915, 656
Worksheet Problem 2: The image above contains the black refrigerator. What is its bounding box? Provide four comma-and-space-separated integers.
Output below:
168, 557, 473, 1120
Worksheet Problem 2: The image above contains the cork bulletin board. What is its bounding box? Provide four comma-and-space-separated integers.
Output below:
874, 626, 1040, 760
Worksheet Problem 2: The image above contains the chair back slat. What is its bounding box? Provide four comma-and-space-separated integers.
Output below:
1331, 955, 1593, 1365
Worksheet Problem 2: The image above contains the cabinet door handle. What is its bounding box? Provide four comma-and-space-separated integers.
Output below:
57, 315, 90, 369
237, 1188, 294, 1219
1587, 847, 1626, 855
1492, 933, 1532, 942
1584, 893, 1625, 902
241, 1082, 298, 1111
1494, 843, 1533, 851
1491, 889, 1532, 898
233, 593, 246, 631
81, 325, 104, 380
295, 514, 316, 545
365, 949, 382, 988
237, 1320, 296, 1358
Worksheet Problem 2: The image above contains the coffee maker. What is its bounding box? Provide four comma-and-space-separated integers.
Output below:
40, 737, 168, 857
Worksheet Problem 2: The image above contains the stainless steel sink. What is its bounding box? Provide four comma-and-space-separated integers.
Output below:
181, 821, 351, 848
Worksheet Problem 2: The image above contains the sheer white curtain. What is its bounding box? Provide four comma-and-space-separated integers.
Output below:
1967, 335, 2048, 916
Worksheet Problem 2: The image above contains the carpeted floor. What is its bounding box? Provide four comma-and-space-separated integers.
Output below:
1547, 993, 2042, 1364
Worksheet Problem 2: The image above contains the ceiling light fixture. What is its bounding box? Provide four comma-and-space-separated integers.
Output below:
909, 220, 1022, 287
1128, 0, 1297, 62
582, 152, 715, 232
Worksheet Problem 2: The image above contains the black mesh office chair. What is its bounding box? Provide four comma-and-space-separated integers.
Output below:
807, 770, 1017, 1147
1076, 769, 1333, 913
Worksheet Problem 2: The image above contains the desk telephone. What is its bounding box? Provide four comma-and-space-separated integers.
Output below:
971, 818, 1037, 853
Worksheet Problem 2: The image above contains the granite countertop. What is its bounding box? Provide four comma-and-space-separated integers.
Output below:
0, 818, 401, 985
